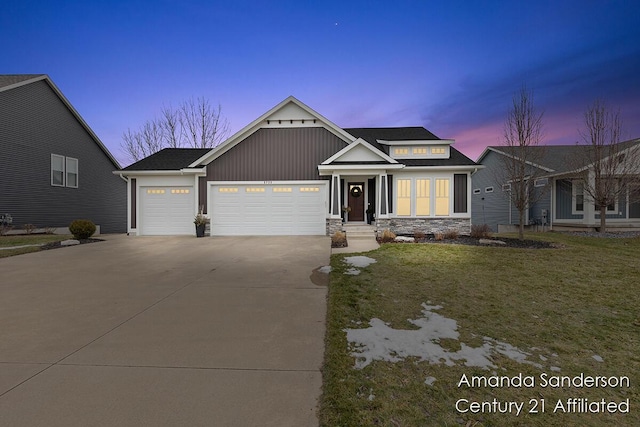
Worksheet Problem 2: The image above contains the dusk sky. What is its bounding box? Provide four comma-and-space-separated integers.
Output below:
2, 1, 639, 166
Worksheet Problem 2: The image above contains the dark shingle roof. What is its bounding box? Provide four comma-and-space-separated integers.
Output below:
487, 139, 640, 174
400, 146, 478, 166
345, 127, 441, 152
344, 127, 477, 166
0, 74, 45, 90
122, 148, 211, 170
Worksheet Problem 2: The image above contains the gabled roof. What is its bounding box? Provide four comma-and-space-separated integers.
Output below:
479, 139, 640, 176
189, 96, 357, 167
0, 74, 46, 90
0, 74, 122, 169
121, 148, 211, 171
345, 127, 441, 153
321, 138, 398, 165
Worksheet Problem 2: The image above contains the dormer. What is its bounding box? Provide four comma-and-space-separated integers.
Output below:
380, 139, 454, 160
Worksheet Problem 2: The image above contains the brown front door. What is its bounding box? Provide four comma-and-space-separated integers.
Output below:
348, 183, 365, 221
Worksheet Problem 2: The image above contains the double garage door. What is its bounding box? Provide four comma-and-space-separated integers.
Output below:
210, 183, 327, 235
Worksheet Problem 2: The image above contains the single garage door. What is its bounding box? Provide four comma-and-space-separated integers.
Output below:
210, 184, 327, 235
140, 187, 194, 235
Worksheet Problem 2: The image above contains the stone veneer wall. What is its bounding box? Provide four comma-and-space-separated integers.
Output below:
326, 218, 344, 236
375, 218, 471, 236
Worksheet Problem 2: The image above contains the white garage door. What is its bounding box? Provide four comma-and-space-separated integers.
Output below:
140, 187, 194, 235
210, 184, 327, 235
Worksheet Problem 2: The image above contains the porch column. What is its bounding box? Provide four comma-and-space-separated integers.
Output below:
377, 173, 389, 218
331, 173, 342, 218
584, 170, 595, 225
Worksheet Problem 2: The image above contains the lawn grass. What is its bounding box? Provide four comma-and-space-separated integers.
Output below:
0, 234, 72, 258
320, 232, 640, 426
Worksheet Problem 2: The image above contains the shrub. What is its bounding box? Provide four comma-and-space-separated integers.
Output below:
380, 229, 396, 243
331, 231, 347, 248
434, 232, 444, 241
443, 229, 459, 240
69, 219, 96, 240
23, 224, 36, 234
413, 230, 426, 240
470, 224, 492, 239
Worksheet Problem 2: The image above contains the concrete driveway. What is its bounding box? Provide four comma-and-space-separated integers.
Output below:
0, 235, 329, 426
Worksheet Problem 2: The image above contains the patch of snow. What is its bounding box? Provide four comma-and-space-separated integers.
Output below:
368, 391, 375, 401
345, 303, 544, 371
539, 355, 547, 361
344, 256, 377, 268
425, 376, 437, 386
592, 354, 604, 362
550, 366, 561, 372
60, 239, 80, 246
318, 266, 332, 274
395, 236, 415, 243
479, 239, 506, 245
344, 268, 361, 275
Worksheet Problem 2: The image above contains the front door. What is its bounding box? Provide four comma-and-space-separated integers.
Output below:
348, 182, 365, 221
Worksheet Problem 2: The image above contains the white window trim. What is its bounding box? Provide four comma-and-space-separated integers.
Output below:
534, 177, 548, 187
51, 154, 65, 187
66, 157, 78, 188
485, 186, 494, 193
502, 183, 511, 192
52, 154, 79, 188
473, 188, 481, 194
572, 180, 584, 215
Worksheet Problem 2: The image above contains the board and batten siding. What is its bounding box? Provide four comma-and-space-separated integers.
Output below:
0, 79, 126, 232
206, 128, 347, 181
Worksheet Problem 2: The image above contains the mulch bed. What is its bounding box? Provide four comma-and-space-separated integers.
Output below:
379, 235, 558, 249
41, 238, 104, 250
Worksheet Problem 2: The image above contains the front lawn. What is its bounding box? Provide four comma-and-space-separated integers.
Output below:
321, 233, 639, 426
0, 234, 73, 258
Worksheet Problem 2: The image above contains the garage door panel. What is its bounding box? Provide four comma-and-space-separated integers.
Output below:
211, 184, 326, 236
140, 187, 194, 235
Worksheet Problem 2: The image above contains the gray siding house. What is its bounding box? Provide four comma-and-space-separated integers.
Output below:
119, 96, 479, 236
473, 143, 640, 232
0, 75, 126, 233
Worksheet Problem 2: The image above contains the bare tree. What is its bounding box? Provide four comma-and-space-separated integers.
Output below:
499, 87, 547, 240
121, 120, 164, 162
572, 100, 640, 232
120, 97, 230, 164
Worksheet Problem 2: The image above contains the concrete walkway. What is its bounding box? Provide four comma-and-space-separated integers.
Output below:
0, 236, 329, 426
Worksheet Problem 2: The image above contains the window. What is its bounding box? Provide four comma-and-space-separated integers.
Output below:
454, 174, 468, 213
413, 148, 427, 155
273, 187, 292, 193
416, 179, 430, 215
394, 148, 409, 156
51, 154, 78, 188
51, 154, 65, 186
246, 187, 265, 193
485, 186, 494, 193
396, 179, 411, 216
435, 179, 450, 216
431, 147, 446, 155
473, 188, 481, 195
534, 178, 548, 187
218, 187, 238, 193
170, 189, 190, 194
573, 181, 584, 213
146, 189, 166, 194
502, 183, 511, 191
300, 187, 320, 192
65, 157, 78, 188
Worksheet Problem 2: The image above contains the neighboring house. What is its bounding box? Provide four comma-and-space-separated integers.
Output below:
0, 74, 126, 233
473, 141, 640, 232
118, 96, 479, 236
